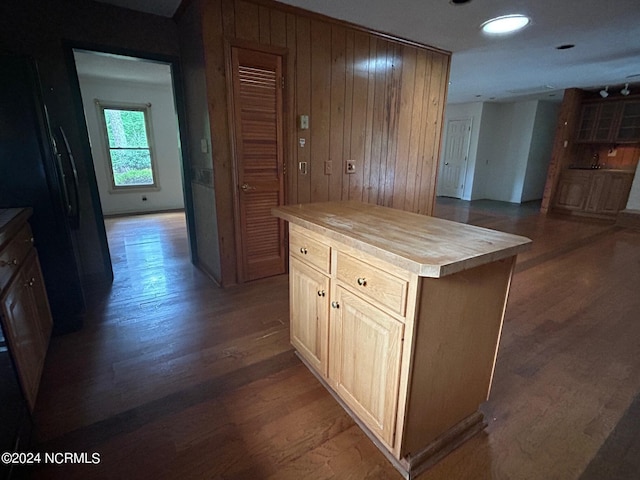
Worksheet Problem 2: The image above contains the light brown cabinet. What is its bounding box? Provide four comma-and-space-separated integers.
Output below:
576, 99, 640, 144
275, 202, 531, 478
289, 257, 329, 376
329, 286, 403, 447
553, 170, 634, 218
0, 209, 52, 411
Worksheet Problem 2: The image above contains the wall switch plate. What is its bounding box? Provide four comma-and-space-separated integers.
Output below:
324, 160, 332, 175
299, 138, 306, 147
346, 160, 356, 174
299, 161, 308, 175
298, 115, 309, 130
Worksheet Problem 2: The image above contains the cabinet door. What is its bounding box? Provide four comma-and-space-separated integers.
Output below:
554, 173, 590, 210
576, 103, 599, 142
599, 174, 634, 214
289, 258, 329, 376
329, 286, 403, 448
584, 174, 606, 212
0, 255, 49, 411
616, 101, 640, 143
592, 103, 618, 142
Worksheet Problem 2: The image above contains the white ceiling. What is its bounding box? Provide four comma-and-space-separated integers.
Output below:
93, 0, 640, 104
74, 50, 173, 86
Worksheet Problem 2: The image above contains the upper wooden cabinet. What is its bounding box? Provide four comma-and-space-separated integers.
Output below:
576, 99, 640, 144
617, 101, 640, 142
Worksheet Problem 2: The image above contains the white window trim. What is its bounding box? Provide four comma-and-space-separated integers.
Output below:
95, 99, 161, 193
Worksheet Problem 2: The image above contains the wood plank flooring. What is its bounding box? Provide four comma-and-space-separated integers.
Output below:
27, 202, 640, 479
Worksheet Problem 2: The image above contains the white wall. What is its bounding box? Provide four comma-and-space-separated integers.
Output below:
626, 162, 640, 210
440, 99, 559, 203
522, 101, 560, 202
78, 75, 184, 215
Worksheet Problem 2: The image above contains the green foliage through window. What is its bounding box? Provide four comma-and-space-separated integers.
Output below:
102, 107, 155, 187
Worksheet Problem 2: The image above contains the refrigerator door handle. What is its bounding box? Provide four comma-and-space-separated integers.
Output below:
56, 126, 80, 229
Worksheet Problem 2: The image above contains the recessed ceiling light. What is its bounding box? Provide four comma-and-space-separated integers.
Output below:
556, 44, 575, 50
481, 14, 531, 35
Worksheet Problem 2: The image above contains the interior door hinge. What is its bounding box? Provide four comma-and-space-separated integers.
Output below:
281, 77, 285, 89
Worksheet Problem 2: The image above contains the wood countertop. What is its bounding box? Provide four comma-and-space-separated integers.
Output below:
272, 201, 532, 278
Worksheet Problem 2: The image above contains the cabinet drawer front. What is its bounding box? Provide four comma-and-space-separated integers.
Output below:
0, 224, 33, 291
335, 252, 408, 317
289, 227, 331, 273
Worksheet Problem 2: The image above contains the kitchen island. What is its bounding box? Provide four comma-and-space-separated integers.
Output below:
272, 201, 532, 478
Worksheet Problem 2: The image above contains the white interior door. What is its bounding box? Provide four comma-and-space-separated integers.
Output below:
439, 118, 472, 198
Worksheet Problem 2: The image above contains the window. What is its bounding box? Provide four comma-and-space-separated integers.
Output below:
98, 102, 158, 190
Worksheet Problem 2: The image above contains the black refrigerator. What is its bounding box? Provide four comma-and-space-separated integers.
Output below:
0, 55, 85, 335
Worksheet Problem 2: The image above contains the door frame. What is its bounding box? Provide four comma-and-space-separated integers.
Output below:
224, 39, 288, 283
62, 41, 198, 275
439, 117, 472, 199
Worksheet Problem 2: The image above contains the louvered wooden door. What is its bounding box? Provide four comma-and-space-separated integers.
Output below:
230, 46, 286, 282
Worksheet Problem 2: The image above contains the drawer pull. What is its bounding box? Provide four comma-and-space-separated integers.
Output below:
331, 301, 340, 309
300, 247, 308, 255
357, 277, 367, 286
1, 258, 19, 267
317, 290, 326, 297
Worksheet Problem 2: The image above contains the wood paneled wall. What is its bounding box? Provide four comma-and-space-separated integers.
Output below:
541, 88, 584, 213
194, 0, 450, 285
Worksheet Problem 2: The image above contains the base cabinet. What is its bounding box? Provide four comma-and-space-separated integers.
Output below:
1, 252, 52, 411
284, 220, 520, 478
329, 286, 403, 448
553, 170, 634, 218
0, 209, 52, 412
289, 258, 329, 376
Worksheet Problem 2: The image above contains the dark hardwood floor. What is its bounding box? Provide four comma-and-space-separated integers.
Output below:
28, 201, 640, 479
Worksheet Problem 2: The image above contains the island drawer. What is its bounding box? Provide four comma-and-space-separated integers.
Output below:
335, 251, 408, 317
289, 225, 331, 274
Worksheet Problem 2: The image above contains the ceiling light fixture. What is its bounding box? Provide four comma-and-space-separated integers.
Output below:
599, 86, 609, 98
621, 83, 631, 96
481, 14, 530, 35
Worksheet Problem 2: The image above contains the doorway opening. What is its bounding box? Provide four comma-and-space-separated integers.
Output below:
71, 48, 193, 277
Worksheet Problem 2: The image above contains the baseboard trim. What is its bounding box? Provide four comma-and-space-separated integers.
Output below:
616, 209, 640, 230
103, 208, 185, 218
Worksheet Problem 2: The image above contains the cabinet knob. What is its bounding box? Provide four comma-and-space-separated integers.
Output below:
300, 247, 308, 254
357, 277, 367, 286
317, 290, 326, 297
331, 301, 340, 309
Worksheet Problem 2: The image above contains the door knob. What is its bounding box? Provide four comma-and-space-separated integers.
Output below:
240, 183, 255, 191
